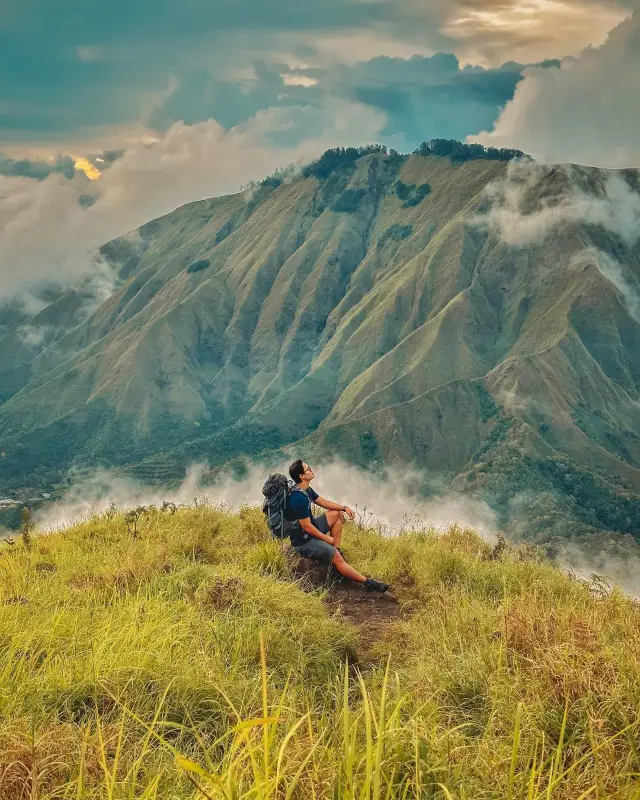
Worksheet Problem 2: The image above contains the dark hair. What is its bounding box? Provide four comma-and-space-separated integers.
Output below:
289, 459, 305, 484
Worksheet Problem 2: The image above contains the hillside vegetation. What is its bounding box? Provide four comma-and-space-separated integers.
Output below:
1, 502, 640, 798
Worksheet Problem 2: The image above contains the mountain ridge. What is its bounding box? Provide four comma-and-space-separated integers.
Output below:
1, 143, 640, 548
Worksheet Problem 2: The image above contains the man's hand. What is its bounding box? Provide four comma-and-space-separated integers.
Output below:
343, 506, 355, 521
300, 517, 336, 544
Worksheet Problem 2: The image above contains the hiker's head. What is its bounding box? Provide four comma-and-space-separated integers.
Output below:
289, 459, 315, 485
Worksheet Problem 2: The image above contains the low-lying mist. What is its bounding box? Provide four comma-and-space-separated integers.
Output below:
36, 460, 499, 539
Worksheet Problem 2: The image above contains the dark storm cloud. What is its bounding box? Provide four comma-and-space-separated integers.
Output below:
317, 53, 536, 146
0, 153, 75, 179
148, 52, 552, 151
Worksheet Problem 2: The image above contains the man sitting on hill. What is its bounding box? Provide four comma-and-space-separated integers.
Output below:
285, 459, 389, 593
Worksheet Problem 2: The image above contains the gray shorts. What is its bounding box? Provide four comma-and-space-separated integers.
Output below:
290, 513, 337, 564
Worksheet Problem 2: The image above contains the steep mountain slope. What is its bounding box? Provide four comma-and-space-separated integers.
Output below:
1, 146, 640, 545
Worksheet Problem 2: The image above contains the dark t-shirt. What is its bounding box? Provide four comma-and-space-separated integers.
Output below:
284, 486, 319, 546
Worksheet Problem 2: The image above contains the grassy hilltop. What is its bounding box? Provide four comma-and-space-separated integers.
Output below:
1, 502, 640, 798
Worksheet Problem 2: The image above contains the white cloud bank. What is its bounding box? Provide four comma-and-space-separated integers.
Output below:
35, 461, 499, 540
477, 160, 640, 248
472, 11, 640, 167
0, 97, 385, 298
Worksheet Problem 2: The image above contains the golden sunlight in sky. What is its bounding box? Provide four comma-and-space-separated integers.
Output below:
282, 74, 319, 87
74, 157, 102, 180
446, 0, 629, 65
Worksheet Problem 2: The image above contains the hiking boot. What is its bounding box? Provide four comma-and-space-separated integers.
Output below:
364, 577, 389, 593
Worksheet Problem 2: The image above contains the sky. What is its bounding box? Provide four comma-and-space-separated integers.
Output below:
1, 0, 637, 162
1, 0, 640, 298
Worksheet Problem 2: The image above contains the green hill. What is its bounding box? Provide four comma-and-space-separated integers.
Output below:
1, 144, 640, 548
1, 504, 639, 798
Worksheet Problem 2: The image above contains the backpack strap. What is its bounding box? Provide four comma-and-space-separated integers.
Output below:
288, 486, 311, 505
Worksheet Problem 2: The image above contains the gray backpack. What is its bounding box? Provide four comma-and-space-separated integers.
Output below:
261, 473, 293, 539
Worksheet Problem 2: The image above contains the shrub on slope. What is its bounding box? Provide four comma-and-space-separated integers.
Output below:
0, 504, 638, 798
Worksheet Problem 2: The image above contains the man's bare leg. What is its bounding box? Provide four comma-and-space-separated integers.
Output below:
325, 509, 343, 547
332, 551, 366, 583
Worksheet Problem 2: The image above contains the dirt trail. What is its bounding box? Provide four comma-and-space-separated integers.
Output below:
292, 558, 405, 660
325, 582, 404, 653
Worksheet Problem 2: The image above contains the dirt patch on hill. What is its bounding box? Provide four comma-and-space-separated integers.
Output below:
325, 582, 404, 656
291, 557, 405, 662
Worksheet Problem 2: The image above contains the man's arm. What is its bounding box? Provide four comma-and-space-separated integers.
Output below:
299, 517, 335, 543
315, 496, 355, 520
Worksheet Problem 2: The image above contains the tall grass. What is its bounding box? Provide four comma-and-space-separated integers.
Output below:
0, 502, 638, 798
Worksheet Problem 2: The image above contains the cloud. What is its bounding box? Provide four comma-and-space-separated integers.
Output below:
558, 540, 640, 599
0, 0, 632, 150
17, 323, 56, 348
35, 459, 499, 539
0, 49, 534, 303
588, 250, 640, 323
331, 54, 528, 149
442, 0, 630, 66
506, 491, 640, 597
476, 159, 640, 247
0, 0, 399, 149
148, 53, 542, 154
300, 27, 438, 66
0, 153, 76, 180
0, 98, 384, 297
472, 10, 640, 167
15, 292, 48, 317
